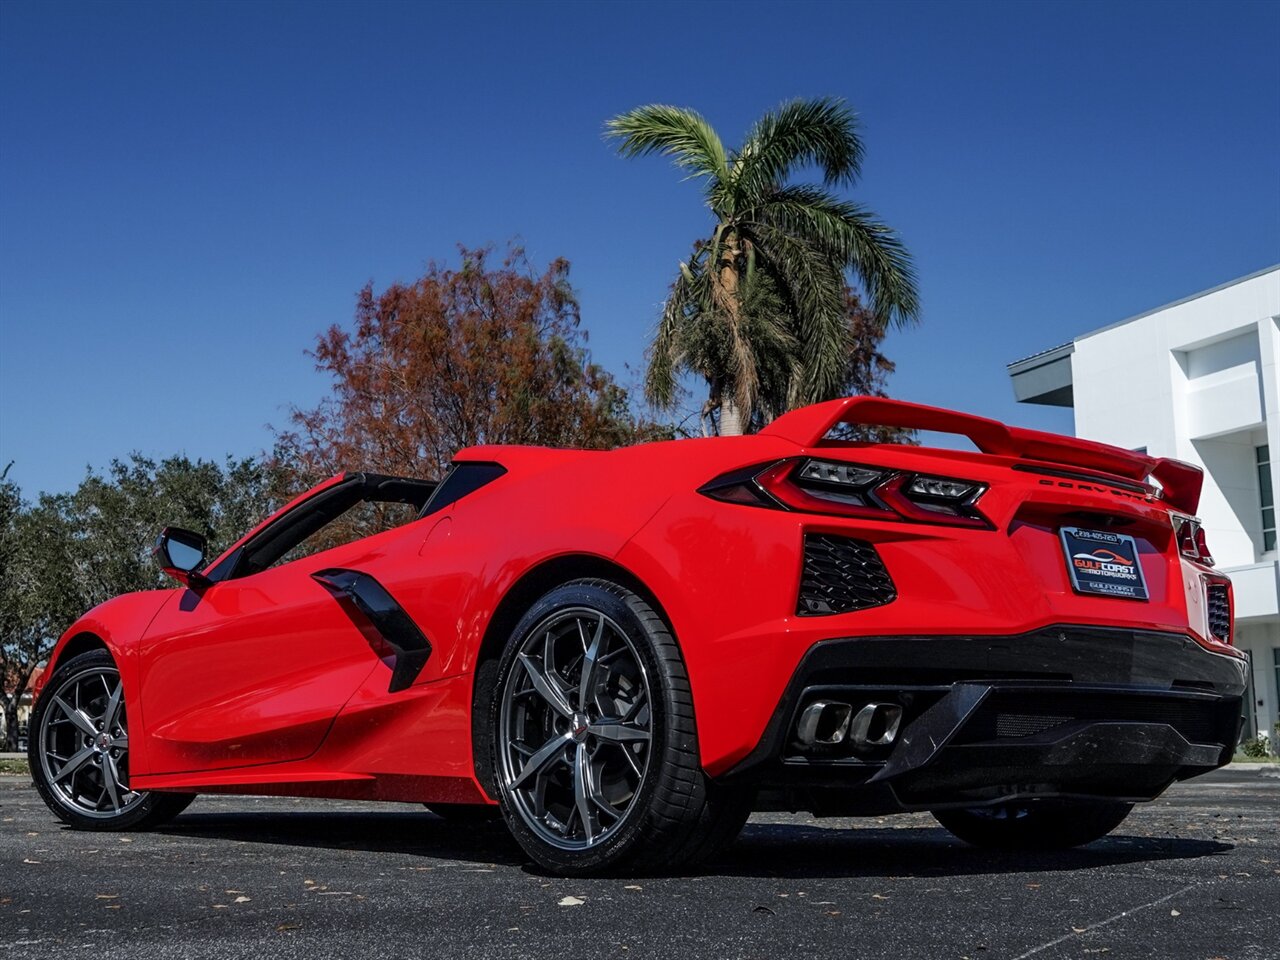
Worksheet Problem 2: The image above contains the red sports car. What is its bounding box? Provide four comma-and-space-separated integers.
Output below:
29, 397, 1244, 875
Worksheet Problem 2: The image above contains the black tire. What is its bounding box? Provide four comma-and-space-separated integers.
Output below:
29, 649, 195, 831
488, 578, 751, 875
932, 799, 1133, 850
423, 802, 501, 823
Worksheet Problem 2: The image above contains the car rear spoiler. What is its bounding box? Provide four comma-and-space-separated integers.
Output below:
761, 397, 1204, 514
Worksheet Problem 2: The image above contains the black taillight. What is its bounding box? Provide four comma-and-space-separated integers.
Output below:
1174, 515, 1214, 566
758, 459, 896, 520
878, 474, 989, 528
699, 462, 787, 508
700, 458, 989, 528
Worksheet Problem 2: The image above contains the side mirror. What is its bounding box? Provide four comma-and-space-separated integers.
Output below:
154, 527, 208, 587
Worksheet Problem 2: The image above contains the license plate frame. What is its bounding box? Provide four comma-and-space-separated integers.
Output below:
1060, 526, 1149, 601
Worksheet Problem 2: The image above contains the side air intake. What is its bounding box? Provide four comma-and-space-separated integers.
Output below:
797, 534, 896, 616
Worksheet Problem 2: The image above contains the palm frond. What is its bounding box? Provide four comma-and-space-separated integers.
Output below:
606, 105, 729, 185
746, 224, 850, 404
734, 97, 864, 203
750, 186, 919, 330
645, 261, 708, 409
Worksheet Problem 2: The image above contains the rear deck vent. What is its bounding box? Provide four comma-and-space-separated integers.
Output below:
797, 534, 896, 616
1206, 583, 1231, 644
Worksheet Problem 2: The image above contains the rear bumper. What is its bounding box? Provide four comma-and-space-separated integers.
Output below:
724, 626, 1247, 813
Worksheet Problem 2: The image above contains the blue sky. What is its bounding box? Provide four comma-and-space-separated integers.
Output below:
2, 0, 1277, 496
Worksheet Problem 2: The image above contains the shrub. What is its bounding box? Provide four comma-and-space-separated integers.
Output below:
1239, 735, 1270, 759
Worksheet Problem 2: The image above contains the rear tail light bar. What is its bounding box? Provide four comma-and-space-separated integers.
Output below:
701, 458, 990, 528
1174, 515, 1214, 566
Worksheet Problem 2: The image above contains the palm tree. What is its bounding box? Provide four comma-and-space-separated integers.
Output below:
607, 98, 919, 435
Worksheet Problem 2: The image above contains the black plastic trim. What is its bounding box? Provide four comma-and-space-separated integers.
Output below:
419, 462, 508, 519
722, 626, 1249, 788
312, 568, 432, 693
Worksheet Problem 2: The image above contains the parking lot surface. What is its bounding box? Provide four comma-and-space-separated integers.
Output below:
1, 767, 1276, 959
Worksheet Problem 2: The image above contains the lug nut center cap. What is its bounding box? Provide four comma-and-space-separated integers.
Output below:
570, 713, 590, 742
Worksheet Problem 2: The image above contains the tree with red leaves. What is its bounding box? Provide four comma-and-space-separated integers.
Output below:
276, 245, 659, 483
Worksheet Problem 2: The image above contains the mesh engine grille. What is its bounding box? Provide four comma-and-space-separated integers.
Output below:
1206, 583, 1231, 643
797, 534, 896, 616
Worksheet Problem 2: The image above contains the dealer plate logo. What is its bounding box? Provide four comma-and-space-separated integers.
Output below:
1059, 526, 1149, 601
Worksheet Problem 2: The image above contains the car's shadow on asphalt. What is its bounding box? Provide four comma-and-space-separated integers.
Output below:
714, 821, 1232, 879
156, 811, 1232, 880
160, 810, 528, 866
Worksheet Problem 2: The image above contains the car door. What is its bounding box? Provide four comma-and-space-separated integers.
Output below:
134, 476, 432, 776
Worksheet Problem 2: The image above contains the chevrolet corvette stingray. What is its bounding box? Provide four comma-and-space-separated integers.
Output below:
29, 397, 1244, 874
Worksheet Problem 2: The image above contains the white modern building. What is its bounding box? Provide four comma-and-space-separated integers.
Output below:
1008, 265, 1280, 751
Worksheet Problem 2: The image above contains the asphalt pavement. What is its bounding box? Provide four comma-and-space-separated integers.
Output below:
1, 766, 1277, 959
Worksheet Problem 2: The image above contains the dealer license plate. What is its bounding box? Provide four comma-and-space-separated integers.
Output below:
1059, 526, 1149, 601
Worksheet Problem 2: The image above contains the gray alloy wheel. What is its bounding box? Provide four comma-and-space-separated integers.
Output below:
497, 605, 653, 852
37, 663, 145, 820
29, 649, 195, 831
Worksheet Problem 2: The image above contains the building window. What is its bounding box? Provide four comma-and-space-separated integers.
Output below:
1259, 445, 1275, 552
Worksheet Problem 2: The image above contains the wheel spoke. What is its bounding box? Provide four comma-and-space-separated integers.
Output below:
618, 742, 644, 778
100, 754, 123, 811
518, 653, 573, 719
622, 690, 648, 723
508, 731, 572, 790
52, 745, 96, 783
573, 743, 595, 844
577, 615, 605, 712
589, 720, 650, 743
103, 680, 124, 731
53, 697, 99, 738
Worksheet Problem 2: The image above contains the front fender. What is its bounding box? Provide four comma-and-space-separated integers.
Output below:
36, 590, 176, 776
37, 590, 176, 701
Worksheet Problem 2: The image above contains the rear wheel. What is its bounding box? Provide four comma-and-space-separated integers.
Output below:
29, 650, 194, 831
490, 578, 751, 875
932, 799, 1133, 850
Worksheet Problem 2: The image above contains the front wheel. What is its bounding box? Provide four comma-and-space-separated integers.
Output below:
932, 799, 1133, 850
29, 649, 194, 831
490, 578, 751, 875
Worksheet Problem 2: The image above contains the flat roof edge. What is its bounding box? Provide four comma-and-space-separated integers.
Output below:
1006, 341, 1073, 373
1074, 263, 1280, 343
1006, 263, 1280, 372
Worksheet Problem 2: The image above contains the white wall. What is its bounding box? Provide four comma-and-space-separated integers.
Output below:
1071, 269, 1280, 572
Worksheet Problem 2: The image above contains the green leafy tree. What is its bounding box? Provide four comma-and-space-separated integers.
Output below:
607, 97, 919, 435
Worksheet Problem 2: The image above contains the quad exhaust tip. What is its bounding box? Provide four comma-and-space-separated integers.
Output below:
796, 700, 904, 750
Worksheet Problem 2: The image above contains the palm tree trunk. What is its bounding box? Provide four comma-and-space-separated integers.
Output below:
719, 400, 747, 436
711, 230, 755, 433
